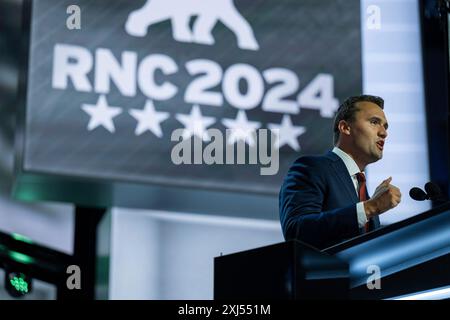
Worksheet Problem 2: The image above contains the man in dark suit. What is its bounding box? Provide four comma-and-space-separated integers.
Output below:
279, 95, 402, 250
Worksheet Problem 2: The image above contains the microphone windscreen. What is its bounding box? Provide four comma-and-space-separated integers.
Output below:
424, 182, 442, 198
409, 187, 428, 201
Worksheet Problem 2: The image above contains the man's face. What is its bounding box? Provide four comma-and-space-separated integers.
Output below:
349, 101, 388, 165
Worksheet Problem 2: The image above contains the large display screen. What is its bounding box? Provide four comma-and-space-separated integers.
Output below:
15, 0, 361, 202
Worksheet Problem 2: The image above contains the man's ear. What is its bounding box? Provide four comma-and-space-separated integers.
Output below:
338, 120, 351, 136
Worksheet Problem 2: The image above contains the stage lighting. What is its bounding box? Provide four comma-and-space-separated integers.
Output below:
5, 271, 32, 298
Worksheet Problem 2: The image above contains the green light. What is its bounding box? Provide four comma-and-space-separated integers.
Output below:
10, 277, 28, 293
9, 251, 35, 265
6, 272, 31, 297
14, 189, 39, 202
11, 233, 33, 244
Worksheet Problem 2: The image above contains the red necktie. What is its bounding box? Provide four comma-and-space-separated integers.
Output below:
356, 172, 370, 232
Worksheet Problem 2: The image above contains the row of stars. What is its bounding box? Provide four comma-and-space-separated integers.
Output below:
81, 95, 307, 150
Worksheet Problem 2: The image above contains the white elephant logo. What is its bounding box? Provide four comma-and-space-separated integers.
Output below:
125, 0, 260, 51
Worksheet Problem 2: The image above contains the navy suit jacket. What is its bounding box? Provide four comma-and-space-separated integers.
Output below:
279, 150, 380, 250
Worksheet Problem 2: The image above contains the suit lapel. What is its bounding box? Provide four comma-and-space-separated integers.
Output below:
325, 151, 359, 203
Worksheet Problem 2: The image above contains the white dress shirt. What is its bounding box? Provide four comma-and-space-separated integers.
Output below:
332, 147, 368, 228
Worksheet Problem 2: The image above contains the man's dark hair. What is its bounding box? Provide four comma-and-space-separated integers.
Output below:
333, 95, 384, 145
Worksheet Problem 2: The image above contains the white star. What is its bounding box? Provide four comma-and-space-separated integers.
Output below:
175, 105, 216, 141
129, 100, 170, 137
81, 95, 122, 133
268, 115, 306, 151
221, 110, 261, 147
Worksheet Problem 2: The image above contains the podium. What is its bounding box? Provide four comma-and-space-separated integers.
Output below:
214, 202, 450, 299
214, 240, 350, 299
326, 201, 450, 299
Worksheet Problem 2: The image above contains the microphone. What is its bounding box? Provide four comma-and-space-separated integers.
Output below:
410, 182, 447, 204
424, 182, 443, 201
409, 187, 428, 201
